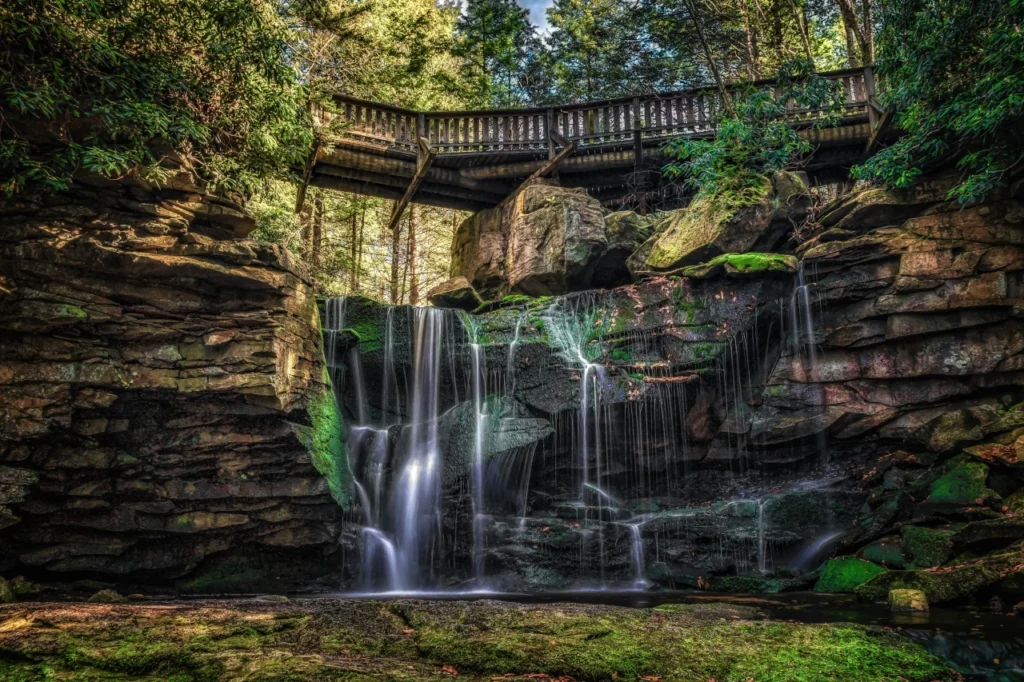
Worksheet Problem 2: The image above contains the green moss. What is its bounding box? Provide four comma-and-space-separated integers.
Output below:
301, 383, 349, 509
679, 252, 799, 279
854, 542, 1024, 603
646, 179, 771, 271
927, 459, 996, 505
0, 600, 954, 682
57, 304, 88, 319
860, 536, 910, 569
609, 348, 632, 363
900, 525, 954, 568
815, 557, 889, 593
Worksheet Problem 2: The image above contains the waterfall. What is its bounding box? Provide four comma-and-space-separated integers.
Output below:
361, 528, 399, 592
756, 498, 768, 574
391, 308, 446, 589
505, 311, 525, 398
461, 313, 488, 585
628, 522, 648, 589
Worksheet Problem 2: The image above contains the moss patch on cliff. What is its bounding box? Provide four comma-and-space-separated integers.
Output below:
296, 373, 350, 510
815, 557, 889, 593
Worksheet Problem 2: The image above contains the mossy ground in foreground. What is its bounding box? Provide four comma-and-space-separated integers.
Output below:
0, 598, 953, 681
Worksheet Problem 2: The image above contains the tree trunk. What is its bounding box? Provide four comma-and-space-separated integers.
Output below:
355, 204, 366, 293
389, 200, 402, 304
348, 208, 358, 293
738, 0, 760, 80
311, 194, 324, 281
836, 0, 870, 67
786, 0, 816, 65
861, 0, 874, 64
408, 205, 419, 306
299, 197, 313, 262
684, 0, 735, 117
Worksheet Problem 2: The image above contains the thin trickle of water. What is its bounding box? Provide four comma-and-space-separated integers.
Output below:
462, 313, 489, 585
628, 522, 649, 589
505, 311, 525, 398
757, 498, 768, 574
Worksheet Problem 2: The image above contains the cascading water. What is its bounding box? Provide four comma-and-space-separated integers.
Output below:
627, 521, 648, 588
391, 308, 447, 589
461, 313, 488, 585
322, 276, 850, 593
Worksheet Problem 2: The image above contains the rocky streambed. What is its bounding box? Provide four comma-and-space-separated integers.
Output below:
0, 597, 958, 681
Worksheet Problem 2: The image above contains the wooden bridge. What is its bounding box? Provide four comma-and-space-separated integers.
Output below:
307, 66, 885, 217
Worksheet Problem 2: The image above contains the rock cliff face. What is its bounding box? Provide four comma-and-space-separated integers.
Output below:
0, 174, 346, 592
337, 173, 1024, 598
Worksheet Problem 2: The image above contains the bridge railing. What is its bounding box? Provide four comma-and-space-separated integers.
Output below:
324, 67, 874, 156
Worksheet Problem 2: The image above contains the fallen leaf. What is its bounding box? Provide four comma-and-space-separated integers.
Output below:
442, 664, 459, 675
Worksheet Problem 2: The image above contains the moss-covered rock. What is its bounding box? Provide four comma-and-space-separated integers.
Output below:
295, 374, 350, 510
87, 589, 127, 604
854, 542, 1024, 603
815, 557, 889, 593
0, 578, 13, 604
900, 525, 955, 567
0, 598, 953, 682
926, 458, 998, 506
860, 536, 911, 569
889, 589, 929, 612
677, 252, 799, 279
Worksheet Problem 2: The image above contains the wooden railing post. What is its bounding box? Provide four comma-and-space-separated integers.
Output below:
546, 108, 556, 160
863, 66, 879, 130
417, 113, 426, 151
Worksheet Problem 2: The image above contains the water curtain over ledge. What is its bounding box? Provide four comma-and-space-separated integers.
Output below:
321, 272, 851, 593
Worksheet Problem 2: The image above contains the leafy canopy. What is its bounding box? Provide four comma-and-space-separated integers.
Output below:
852, 0, 1024, 203
663, 59, 844, 204
0, 0, 311, 196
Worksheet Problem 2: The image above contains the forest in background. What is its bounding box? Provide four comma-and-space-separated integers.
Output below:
2, 0, 1020, 303
253, 0, 877, 302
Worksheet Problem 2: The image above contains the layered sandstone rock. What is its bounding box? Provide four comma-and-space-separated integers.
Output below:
448, 182, 650, 299
0, 173, 346, 591
634, 170, 810, 274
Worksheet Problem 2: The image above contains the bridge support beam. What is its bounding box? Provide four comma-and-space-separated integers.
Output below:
387, 138, 435, 235
504, 132, 576, 204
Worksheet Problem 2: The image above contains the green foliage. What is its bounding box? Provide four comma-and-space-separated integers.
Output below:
0, 0, 312, 196
663, 58, 843, 204
455, 0, 543, 108
853, 0, 1024, 204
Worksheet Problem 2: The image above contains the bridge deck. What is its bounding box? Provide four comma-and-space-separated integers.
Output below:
311, 67, 881, 213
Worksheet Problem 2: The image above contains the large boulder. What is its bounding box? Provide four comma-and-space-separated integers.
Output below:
635, 171, 809, 274
450, 206, 507, 300
505, 184, 607, 296
449, 183, 648, 299
428, 276, 483, 312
